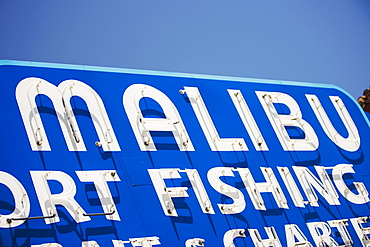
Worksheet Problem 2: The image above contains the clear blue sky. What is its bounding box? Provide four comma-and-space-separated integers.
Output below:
1, 1, 370, 99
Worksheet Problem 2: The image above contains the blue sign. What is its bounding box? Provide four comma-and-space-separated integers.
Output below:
1, 60, 370, 247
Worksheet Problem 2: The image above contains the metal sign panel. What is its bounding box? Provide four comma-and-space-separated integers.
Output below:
1, 60, 370, 247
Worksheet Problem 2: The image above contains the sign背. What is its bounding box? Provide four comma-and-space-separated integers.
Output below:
0, 60, 370, 246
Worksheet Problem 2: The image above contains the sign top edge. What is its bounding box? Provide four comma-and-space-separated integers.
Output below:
0, 59, 347, 93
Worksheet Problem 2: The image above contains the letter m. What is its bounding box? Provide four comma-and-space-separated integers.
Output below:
16, 77, 120, 151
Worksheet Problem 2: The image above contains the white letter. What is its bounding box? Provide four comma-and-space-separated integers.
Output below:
183, 87, 247, 151
82, 241, 100, 247
16, 77, 120, 151
30, 171, 90, 224
256, 91, 318, 151
113, 237, 161, 247
293, 166, 340, 206
76, 170, 121, 221
307, 222, 339, 247
123, 84, 194, 151
332, 164, 370, 204
228, 89, 268, 151
350, 216, 370, 247
223, 229, 246, 247
207, 167, 246, 214
285, 224, 312, 247
129, 237, 161, 247
277, 167, 305, 208
112, 240, 130, 247
148, 169, 189, 216
58, 80, 121, 151
0, 171, 30, 228
249, 227, 282, 247
328, 219, 353, 246
16, 77, 79, 151
183, 169, 215, 214
185, 238, 205, 247
16, 78, 119, 152
306, 95, 360, 152
237, 167, 288, 210
32, 244, 63, 247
